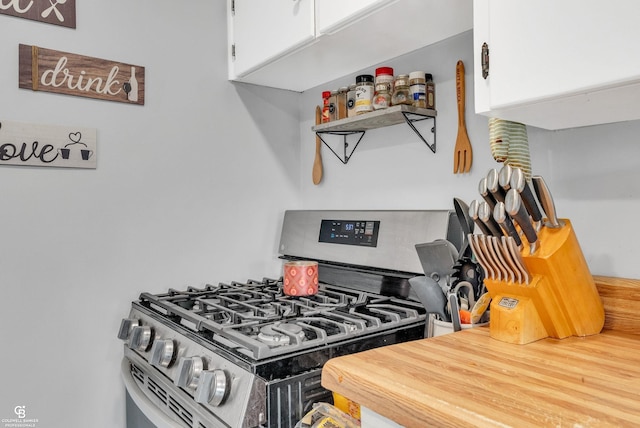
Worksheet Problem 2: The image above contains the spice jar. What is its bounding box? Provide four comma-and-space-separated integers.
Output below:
346, 84, 357, 118
321, 91, 331, 123
328, 90, 338, 122
336, 86, 348, 119
409, 71, 426, 108
425, 73, 435, 109
372, 83, 391, 110
355, 74, 374, 115
391, 74, 411, 106
374, 67, 394, 92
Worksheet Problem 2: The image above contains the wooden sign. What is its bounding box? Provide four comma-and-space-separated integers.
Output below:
19, 44, 145, 105
0, 0, 76, 28
0, 120, 97, 169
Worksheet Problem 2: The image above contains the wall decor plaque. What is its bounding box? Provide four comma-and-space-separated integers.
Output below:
0, 0, 76, 28
0, 120, 97, 169
19, 44, 145, 105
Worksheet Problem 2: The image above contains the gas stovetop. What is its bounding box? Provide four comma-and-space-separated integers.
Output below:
135, 277, 427, 361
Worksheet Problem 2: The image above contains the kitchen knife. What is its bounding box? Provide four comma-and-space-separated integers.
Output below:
478, 234, 502, 281
486, 168, 506, 204
532, 175, 563, 228
505, 236, 530, 284
478, 177, 497, 211
469, 233, 494, 280
493, 201, 522, 247
510, 168, 543, 231
469, 200, 492, 235
478, 201, 503, 237
489, 236, 513, 283
505, 188, 539, 254
498, 236, 521, 284
498, 164, 514, 193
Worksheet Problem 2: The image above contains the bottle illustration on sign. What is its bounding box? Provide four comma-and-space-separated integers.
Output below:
58, 132, 93, 160
127, 67, 138, 102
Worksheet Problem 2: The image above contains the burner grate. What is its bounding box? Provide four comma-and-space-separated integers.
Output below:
137, 278, 426, 360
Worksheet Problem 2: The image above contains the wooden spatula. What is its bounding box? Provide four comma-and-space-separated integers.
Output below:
312, 105, 323, 185
453, 60, 473, 173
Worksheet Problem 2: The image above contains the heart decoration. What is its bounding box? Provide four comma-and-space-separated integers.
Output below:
68, 132, 82, 144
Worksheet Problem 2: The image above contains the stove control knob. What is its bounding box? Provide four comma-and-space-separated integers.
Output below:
117, 318, 139, 341
175, 357, 204, 389
128, 325, 153, 352
195, 370, 229, 406
149, 339, 176, 368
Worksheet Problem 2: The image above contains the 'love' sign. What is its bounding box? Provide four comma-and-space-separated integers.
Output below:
19, 44, 145, 105
0, 120, 97, 169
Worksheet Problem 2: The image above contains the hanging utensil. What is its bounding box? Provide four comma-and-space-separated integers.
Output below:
453, 60, 472, 173
312, 106, 323, 185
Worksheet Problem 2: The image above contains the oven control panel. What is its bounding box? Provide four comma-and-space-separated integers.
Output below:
318, 219, 380, 247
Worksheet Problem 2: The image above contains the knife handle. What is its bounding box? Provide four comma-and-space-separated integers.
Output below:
532, 175, 563, 228
478, 177, 497, 211
498, 164, 513, 192
505, 189, 538, 253
493, 201, 522, 247
469, 199, 492, 235
486, 168, 506, 203
511, 168, 543, 223
478, 201, 504, 237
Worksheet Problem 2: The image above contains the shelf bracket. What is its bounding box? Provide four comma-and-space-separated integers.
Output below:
315, 131, 365, 165
401, 112, 436, 153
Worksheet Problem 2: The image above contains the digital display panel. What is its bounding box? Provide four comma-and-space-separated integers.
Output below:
318, 219, 380, 247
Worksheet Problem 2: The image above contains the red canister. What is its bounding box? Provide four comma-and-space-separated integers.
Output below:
283, 261, 318, 296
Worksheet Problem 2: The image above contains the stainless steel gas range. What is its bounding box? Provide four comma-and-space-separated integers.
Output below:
118, 210, 462, 428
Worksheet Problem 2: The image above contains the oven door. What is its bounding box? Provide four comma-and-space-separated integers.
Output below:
122, 358, 182, 428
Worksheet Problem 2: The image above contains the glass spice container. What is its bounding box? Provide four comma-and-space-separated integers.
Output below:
328, 90, 338, 122
346, 84, 357, 118
425, 73, 436, 109
374, 67, 394, 92
355, 74, 374, 115
336, 86, 348, 119
321, 91, 331, 123
372, 83, 391, 110
391, 74, 412, 106
409, 71, 426, 108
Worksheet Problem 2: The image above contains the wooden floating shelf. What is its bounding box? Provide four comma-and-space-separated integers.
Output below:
312, 105, 438, 164
312, 105, 437, 133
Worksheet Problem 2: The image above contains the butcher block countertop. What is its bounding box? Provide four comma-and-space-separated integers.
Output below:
321, 276, 640, 427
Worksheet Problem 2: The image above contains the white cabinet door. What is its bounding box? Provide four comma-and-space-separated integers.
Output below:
316, 0, 395, 35
473, 0, 640, 130
229, 0, 471, 91
229, 0, 315, 78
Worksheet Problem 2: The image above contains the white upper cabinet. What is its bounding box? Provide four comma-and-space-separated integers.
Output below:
473, 0, 640, 130
316, 0, 394, 35
228, 0, 472, 92
228, 0, 315, 78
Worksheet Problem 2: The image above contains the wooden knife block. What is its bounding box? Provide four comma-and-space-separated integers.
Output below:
484, 219, 605, 344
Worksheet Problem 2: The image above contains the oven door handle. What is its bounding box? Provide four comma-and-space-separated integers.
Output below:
121, 357, 183, 428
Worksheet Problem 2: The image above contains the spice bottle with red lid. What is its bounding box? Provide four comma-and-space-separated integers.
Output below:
373, 67, 394, 110
321, 91, 331, 123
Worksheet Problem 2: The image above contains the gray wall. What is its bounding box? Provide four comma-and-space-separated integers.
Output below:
0, 1, 299, 426
299, 30, 640, 279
